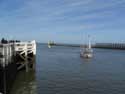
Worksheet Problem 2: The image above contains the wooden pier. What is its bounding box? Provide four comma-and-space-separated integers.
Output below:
14, 40, 36, 72
0, 44, 15, 94
0, 40, 36, 94
0, 44, 15, 68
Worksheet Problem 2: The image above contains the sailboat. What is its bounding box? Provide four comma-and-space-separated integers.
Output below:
48, 41, 52, 48
80, 35, 93, 58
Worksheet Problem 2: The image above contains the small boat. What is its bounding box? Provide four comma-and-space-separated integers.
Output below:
48, 41, 52, 48
80, 35, 93, 58
48, 41, 55, 48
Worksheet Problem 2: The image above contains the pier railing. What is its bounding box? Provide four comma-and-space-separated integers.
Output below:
14, 40, 36, 55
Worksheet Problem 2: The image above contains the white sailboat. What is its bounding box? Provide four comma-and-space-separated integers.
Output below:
48, 41, 51, 48
80, 35, 93, 58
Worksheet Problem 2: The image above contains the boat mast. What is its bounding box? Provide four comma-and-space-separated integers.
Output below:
88, 35, 91, 49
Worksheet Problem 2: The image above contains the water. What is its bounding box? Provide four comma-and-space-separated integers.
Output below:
10, 44, 125, 94
10, 70, 36, 94
36, 44, 125, 94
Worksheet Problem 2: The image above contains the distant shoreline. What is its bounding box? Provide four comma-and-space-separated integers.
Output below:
39, 43, 125, 50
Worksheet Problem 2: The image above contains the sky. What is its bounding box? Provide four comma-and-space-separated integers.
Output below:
0, 0, 125, 44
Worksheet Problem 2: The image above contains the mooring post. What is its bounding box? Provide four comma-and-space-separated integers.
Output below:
32, 56, 36, 70
9, 45, 12, 63
3, 69, 6, 94
2, 46, 5, 68
25, 43, 29, 72
6, 46, 9, 65
32, 41, 36, 70
1, 45, 6, 94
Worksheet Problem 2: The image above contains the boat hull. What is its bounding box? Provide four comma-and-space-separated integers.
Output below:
80, 53, 93, 58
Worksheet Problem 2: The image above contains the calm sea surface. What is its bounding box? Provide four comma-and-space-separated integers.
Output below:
11, 44, 125, 94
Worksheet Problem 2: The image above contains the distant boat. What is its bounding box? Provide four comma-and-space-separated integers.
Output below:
48, 41, 51, 48
80, 35, 93, 58
48, 41, 55, 48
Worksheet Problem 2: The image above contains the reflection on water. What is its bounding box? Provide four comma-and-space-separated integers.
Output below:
10, 69, 36, 94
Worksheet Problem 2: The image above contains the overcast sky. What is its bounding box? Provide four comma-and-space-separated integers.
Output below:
0, 0, 125, 44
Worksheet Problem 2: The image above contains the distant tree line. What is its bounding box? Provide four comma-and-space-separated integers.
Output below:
1, 38, 20, 44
